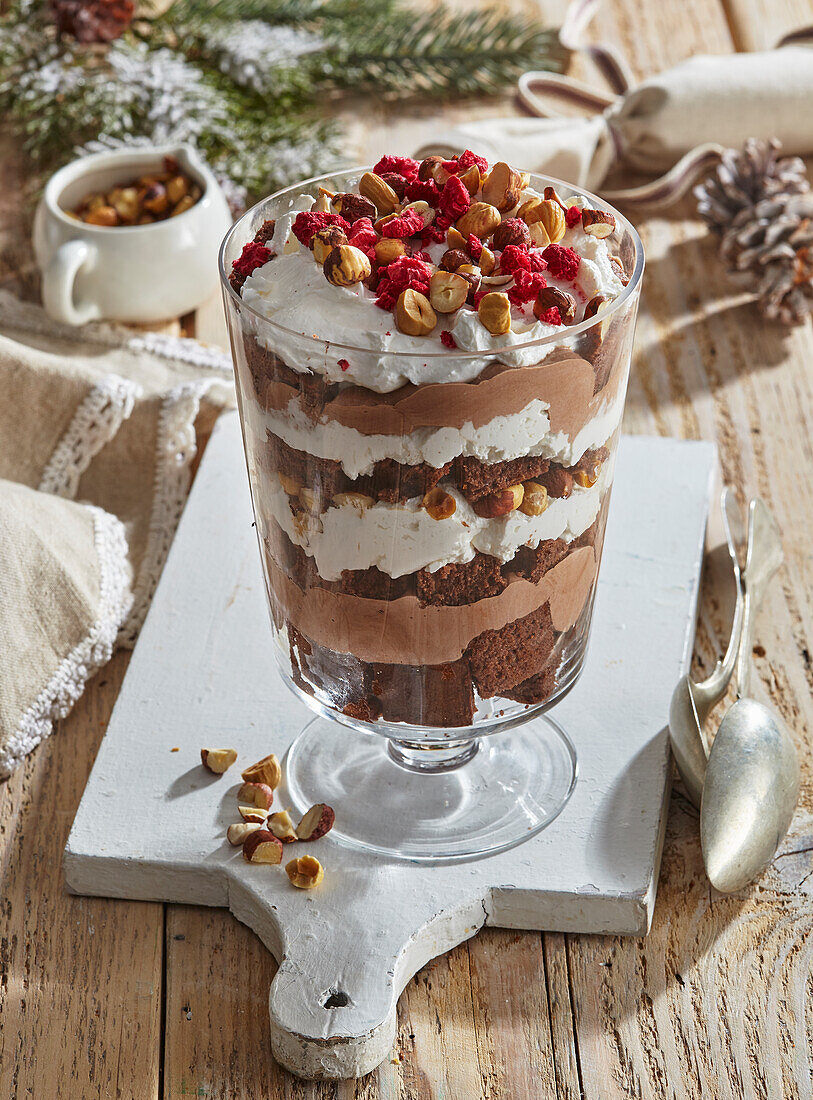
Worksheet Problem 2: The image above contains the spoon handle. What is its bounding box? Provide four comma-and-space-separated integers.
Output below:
701, 488, 745, 698
735, 498, 784, 699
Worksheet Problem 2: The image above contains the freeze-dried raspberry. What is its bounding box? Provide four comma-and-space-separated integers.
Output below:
472, 290, 489, 309
381, 209, 425, 238
347, 217, 377, 251
232, 241, 271, 277
565, 205, 582, 228
379, 172, 408, 199
466, 235, 483, 261
438, 175, 471, 220
458, 149, 489, 175
508, 270, 547, 306
420, 225, 446, 245
543, 244, 580, 281
338, 359, 350, 371
292, 211, 349, 247
435, 213, 452, 231
416, 250, 433, 263
440, 330, 457, 348
499, 245, 531, 279
526, 249, 548, 273
375, 255, 434, 309
373, 155, 420, 179
405, 178, 441, 205
537, 306, 563, 326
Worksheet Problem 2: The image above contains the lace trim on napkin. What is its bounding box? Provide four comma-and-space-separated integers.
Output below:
0, 506, 133, 778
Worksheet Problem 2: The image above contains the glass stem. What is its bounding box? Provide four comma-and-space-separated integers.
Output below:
387, 737, 479, 773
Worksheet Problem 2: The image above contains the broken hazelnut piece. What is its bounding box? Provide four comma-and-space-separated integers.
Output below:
439, 248, 470, 272
358, 171, 400, 214
610, 255, 631, 285
446, 227, 467, 250
311, 226, 348, 265
418, 155, 444, 181
238, 805, 268, 823
543, 185, 568, 212
534, 286, 577, 324
472, 484, 525, 518
243, 829, 284, 865
323, 245, 372, 287
456, 202, 501, 241
267, 810, 298, 843
331, 192, 377, 223
237, 782, 274, 811
374, 238, 405, 266
400, 200, 435, 228
528, 221, 551, 247
535, 199, 566, 244
478, 245, 496, 275
241, 752, 282, 789
332, 491, 374, 510
286, 854, 325, 889
519, 481, 549, 516
429, 271, 468, 313
458, 163, 481, 195
422, 486, 457, 520
582, 208, 616, 238
395, 289, 437, 337
477, 291, 511, 335
227, 822, 262, 846
492, 218, 531, 250
200, 748, 238, 774
85, 206, 118, 227
482, 161, 523, 212
296, 803, 336, 841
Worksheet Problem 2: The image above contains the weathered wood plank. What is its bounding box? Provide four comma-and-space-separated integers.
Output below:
722, 0, 813, 51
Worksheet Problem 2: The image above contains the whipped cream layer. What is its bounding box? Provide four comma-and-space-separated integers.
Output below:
240, 194, 627, 393
259, 384, 624, 477
262, 461, 611, 580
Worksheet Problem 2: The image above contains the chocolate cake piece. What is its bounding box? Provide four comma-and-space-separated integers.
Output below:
339, 565, 414, 601
467, 601, 555, 697
509, 538, 571, 583
503, 664, 557, 705
417, 554, 507, 607
455, 454, 551, 502
244, 334, 339, 415
369, 659, 475, 727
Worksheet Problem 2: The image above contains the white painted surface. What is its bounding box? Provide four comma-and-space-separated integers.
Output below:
64, 412, 716, 1079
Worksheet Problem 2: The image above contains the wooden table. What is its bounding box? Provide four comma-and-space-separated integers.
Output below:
2, 1, 812, 1095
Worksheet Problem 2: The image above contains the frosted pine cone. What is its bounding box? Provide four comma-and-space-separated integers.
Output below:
51, 0, 135, 43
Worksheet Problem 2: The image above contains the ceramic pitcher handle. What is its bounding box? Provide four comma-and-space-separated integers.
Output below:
41, 239, 101, 326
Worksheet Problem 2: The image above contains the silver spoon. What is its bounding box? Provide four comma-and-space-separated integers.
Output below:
701, 498, 799, 894
669, 488, 745, 809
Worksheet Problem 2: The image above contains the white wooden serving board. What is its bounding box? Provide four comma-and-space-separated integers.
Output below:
65, 413, 716, 1080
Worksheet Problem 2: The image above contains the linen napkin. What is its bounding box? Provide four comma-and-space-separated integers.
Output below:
0, 291, 234, 775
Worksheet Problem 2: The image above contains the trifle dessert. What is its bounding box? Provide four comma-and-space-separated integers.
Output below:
222, 154, 642, 734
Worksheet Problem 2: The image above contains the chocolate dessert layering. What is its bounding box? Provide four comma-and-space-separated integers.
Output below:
223, 155, 641, 730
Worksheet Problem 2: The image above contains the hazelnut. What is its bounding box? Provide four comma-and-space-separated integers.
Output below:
418, 155, 444, 181
422, 486, 457, 520
472, 484, 525, 518
331, 192, 377, 223
400, 200, 435, 228
171, 195, 196, 218
482, 161, 523, 212
439, 248, 470, 272
446, 227, 467, 249
574, 468, 600, 488
395, 289, 437, 337
242, 751, 282, 788
456, 202, 501, 241
267, 810, 298, 843
313, 187, 334, 213
534, 286, 577, 324
610, 255, 630, 286
278, 472, 301, 495
109, 186, 139, 223
536, 200, 567, 244
379, 171, 408, 199
227, 822, 261, 846
200, 748, 238, 774
236, 781, 274, 811
374, 237, 406, 265
543, 185, 568, 212
544, 468, 574, 499
296, 803, 336, 841
358, 171, 400, 214
142, 182, 169, 215
574, 453, 604, 488
243, 829, 284, 865
286, 854, 325, 889
477, 291, 511, 335
311, 226, 348, 264
166, 175, 189, 205
85, 205, 118, 227
458, 163, 481, 195
429, 271, 468, 313
332, 491, 375, 510
492, 218, 531, 250
528, 221, 551, 247
238, 805, 269, 823
583, 294, 613, 341
582, 208, 616, 238
323, 245, 372, 287
478, 245, 496, 275
519, 481, 549, 516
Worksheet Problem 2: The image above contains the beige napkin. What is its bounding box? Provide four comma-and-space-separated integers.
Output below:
0, 291, 235, 775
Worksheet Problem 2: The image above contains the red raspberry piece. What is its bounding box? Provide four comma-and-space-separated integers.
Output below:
420, 225, 446, 245
438, 175, 471, 221
499, 245, 531, 279
458, 149, 489, 175
440, 330, 457, 348
508, 270, 547, 306
347, 217, 377, 251
338, 359, 350, 371
466, 235, 483, 261
526, 249, 548, 273
543, 244, 581, 281
381, 209, 425, 238
405, 178, 441, 205
565, 205, 582, 228
375, 255, 434, 309
232, 241, 271, 277
373, 155, 420, 180
538, 306, 563, 326
472, 290, 489, 309
292, 211, 349, 247
435, 213, 452, 231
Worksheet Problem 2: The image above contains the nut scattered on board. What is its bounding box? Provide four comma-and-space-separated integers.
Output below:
238, 805, 269, 823
237, 781, 274, 811
473, 484, 525, 518
519, 481, 549, 516
582, 209, 616, 238
482, 161, 522, 212
477, 292, 511, 335
267, 810, 298, 843
296, 803, 336, 841
429, 271, 468, 313
358, 171, 400, 214
323, 244, 372, 287
395, 289, 437, 336
534, 285, 577, 324
243, 829, 284, 865
241, 752, 282, 789
70, 157, 201, 226
422, 486, 457, 521
286, 854, 325, 889
227, 822, 262, 846
200, 748, 238, 774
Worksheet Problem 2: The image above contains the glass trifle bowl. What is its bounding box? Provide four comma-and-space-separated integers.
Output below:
220, 154, 644, 861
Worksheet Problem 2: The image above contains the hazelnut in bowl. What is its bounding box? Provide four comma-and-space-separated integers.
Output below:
33, 144, 232, 325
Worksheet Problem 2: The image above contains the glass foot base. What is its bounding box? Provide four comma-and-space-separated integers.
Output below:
284, 716, 578, 864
